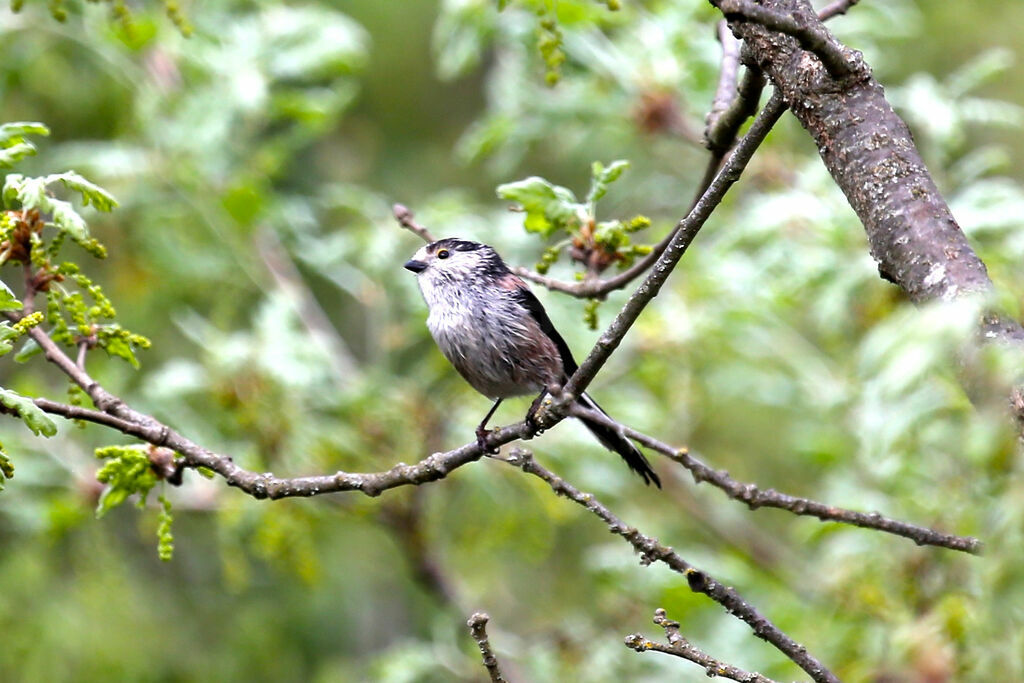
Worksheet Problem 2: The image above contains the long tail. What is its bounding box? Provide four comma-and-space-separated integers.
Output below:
576, 393, 661, 488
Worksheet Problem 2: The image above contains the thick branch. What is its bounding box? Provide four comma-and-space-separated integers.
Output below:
467, 613, 508, 683
716, 0, 1024, 343
501, 448, 837, 683
625, 608, 776, 683
569, 404, 982, 554
712, 0, 856, 78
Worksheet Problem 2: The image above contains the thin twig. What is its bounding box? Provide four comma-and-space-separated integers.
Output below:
75, 340, 89, 371
705, 67, 766, 155
568, 404, 983, 555
818, 0, 861, 21
21, 262, 36, 315
467, 612, 508, 683
7, 315, 547, 498
625, 609, 776, 683
29, 384, 532, 498
500, 447, 838, 683
393, 203, 437, 244
705, 20, 745, 143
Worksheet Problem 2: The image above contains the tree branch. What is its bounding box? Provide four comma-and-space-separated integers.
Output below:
715, 0, 1024, 344
569, 404, 982, 554
393, 203, 437, 244
625, 608, 776, 683
500, 447, 838, 683
467, 612, 508, 683
177, 92, 781, 503
13, 313, 554, 498
711, 0, 858, 78
817, 0, 861, 22
705, 21, 766, 158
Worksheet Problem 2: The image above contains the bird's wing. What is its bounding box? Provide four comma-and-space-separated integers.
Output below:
508, 281, 579, 379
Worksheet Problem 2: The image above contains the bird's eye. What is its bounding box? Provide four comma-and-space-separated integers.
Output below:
437, 249, 450, 260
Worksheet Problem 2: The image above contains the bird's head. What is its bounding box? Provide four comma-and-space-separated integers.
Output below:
404, 238, 508, 286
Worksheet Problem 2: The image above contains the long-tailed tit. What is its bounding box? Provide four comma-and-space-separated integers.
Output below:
404, 238, 660, 487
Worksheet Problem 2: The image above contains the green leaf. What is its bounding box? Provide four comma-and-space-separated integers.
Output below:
2, 172, 117, 242
51, 171, 118, 212
496, 176, 580, 237
0, 386, 58, 437
95, 445, 159, 518
0, 142, 39, 168
586, 159, 630, 207
3, 173, 26, 208
103, 334, 140, 369
0, 443, 12, 492
0, 281, 22, 311
13, 337, 40, 362
47, 196, 89, 241
0, 121, 49, 148
0, 321, 18, 356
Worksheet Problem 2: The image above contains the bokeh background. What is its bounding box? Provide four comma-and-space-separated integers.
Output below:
1, 1, 1024, 680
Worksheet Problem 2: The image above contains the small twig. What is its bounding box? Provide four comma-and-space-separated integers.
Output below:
568, 403, 982, 554
33, 397, 140, 433
705, 67, 766, 156
706, 21, 745, 141
21, 262, 36, 315
75, 340, 89, 371
625, 608, 776, 683
712, 0, 857, 79
500, 447, 838, 683
467, 612, 508, 683
393, 203, 437, 244
818, 0, 861, 21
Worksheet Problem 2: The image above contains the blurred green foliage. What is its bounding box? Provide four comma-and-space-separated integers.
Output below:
0, 0, 1023, 681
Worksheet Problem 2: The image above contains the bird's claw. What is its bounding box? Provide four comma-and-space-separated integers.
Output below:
525, 410, 544, 437
476, 426, 500, 454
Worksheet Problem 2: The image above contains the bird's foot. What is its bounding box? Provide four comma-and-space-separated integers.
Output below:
476, 426, 500, 454
525, 410, 544, 437
525, 396, 549, 437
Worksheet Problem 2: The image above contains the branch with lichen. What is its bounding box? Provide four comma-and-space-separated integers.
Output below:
499, 447, 838, 683
467, 612, 508, 683
625, 609, 776, 683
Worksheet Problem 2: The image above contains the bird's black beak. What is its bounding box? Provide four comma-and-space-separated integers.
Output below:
404, 259, 428, 273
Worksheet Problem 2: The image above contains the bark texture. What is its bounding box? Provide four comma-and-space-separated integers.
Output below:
724, 0, 1006, 307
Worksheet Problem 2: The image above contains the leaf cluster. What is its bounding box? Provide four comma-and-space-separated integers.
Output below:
94, 444, 176, 560
497, 159, 652, 276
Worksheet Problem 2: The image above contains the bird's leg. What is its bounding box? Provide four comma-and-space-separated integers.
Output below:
476, 399, 503, 454
525, 389, 548, 436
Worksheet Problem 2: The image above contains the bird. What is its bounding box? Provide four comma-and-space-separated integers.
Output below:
404, 237, 660, 487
